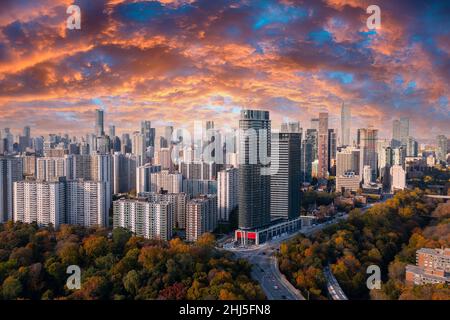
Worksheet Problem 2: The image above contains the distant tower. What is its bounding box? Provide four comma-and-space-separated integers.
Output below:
357, 127, 378, 181
317, 112, 329, 178
340, 103, 351, 146
95, 109, 105, 137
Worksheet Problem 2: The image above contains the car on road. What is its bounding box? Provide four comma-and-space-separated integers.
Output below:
273, 285, 279, 290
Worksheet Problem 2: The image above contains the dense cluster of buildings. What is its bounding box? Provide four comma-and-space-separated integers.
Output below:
0, 106, 448, 244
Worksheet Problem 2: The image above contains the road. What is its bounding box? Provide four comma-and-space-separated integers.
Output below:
324, 265, 348, 300
232, 243, 305, 300
220, 196, 392, 300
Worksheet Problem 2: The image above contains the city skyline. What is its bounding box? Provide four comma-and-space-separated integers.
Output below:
0, 0, 449, 140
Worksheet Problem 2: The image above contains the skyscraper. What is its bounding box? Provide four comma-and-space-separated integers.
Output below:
340, 103, 351, 146
112, 152, 137, 194
238, 109, 271, 230
357, 127, 378, 181
132, 131, 146, 166
436, 135, 448, 163
270, 130, 301, 220
140, 120, 155, 149
217, 167, 238, 221
0, 156, 23, 222
301, 129, 317, 182
317, 112, 329, 178
328, 128, 337, 175
95, 109, 105, 137
392, 117, 409, 147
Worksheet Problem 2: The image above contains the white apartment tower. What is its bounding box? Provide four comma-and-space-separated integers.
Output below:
66, 179, 111, 227
13, 179, 65, 228
217, 167, 238, 221
113, 198, 173, 241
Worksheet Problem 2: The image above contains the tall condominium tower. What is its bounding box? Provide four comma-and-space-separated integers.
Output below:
436, 135, 448, 163
112, 152, 137, 194
340, 103, 351, 146
95, 109, 105, 137
357, 127, 378, 181
132, 131, 146, 166
13, 179, 65, 228
186, 194, 218, 242
238, 109, 271, 230
113, 198, 173, 241
270, 130, 301, 220
317, 112, 329, 178
392, 117, 409, 147
328, 128, 337, 175
0, 156, 24, 222
301, 129, 317, 182
217, 167, 238, 221
140, 120, 155, 149
66, 179, 111, 227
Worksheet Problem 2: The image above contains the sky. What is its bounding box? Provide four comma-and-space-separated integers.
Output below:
0, 0, 449, 141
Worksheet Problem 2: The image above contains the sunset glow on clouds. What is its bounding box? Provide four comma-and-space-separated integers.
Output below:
0, 0, 448, 139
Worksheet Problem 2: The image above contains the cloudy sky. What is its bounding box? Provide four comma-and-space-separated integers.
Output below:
0, 0, 448, 140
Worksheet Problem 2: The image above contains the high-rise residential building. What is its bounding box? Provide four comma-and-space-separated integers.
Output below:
0, 157, 24, 222
154, 147, 173, 171
91, 153, 113, 186
406, 136, 418, 157
182, 179, 217, 198
36, 156, 73, 181
180, 161, 219, 180
109, 125, 116, 138
139, 191, 187, 229
238, 109, 271, 230
301, 129, 317, 182
328, 128, 337, 175
357, 127, 378, 181
66, 179, 111, 227
217, 167, 238, 221
140, 120, 155, 148
157, 126, 173, 150
317, 112, 329, 178
281, 121, 301, 133
335, 147, 362, 192
186, 194, 218, 242
13, 179, 65, 228
113, 198, 173, 241
340, 103, 351, 146
377, 140, 393, 189
95, 109, 105, 137
363, 165, 372, 185
392, 117, 409, 147
390, 165, 406, 192
136, 164, 162, 194
132, 132, 146, 166
112, 152, 137, 194
22, 155, 36, 177
336, 147, 362, 177
436, 135, 448, 163
310, 118, 319, 131
270, 131, 301, 220
150, 170, 183, 194
393, 146, 406, 167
